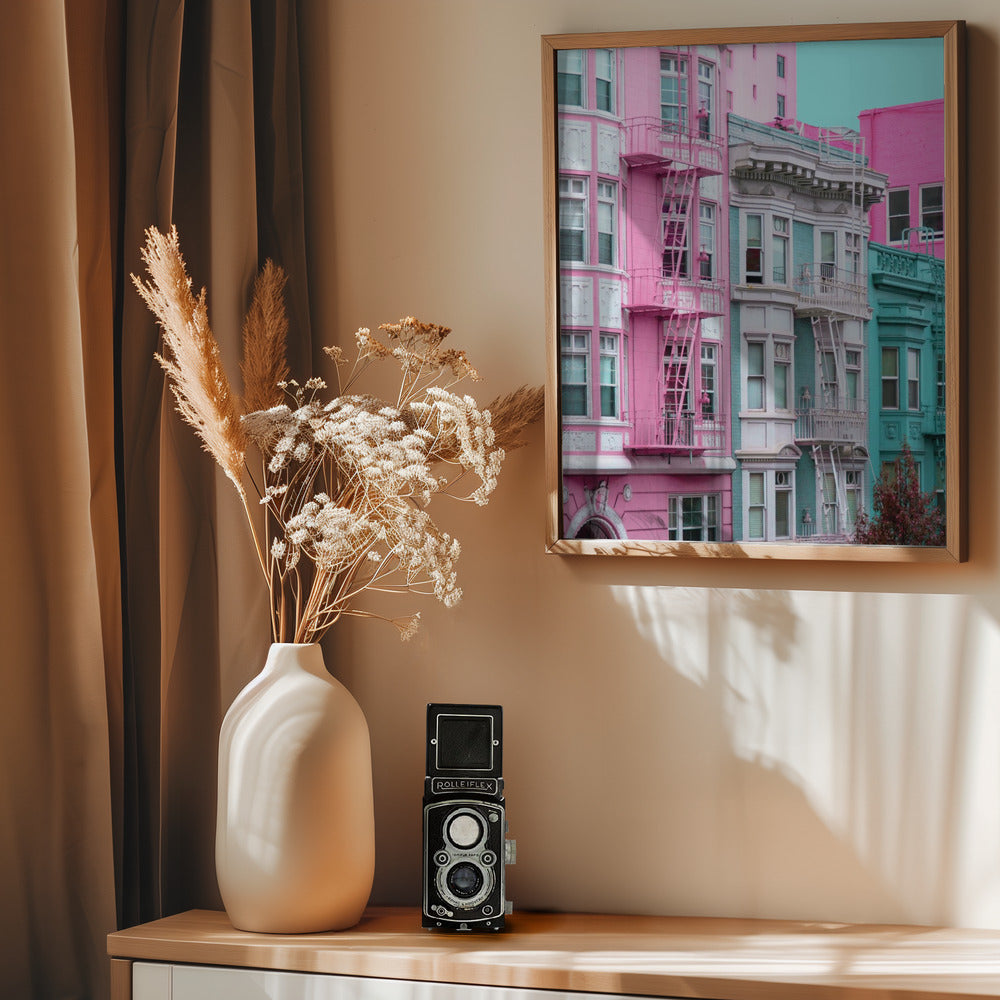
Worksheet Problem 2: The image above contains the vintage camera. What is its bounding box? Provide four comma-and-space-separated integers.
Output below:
422, 703, 515, 931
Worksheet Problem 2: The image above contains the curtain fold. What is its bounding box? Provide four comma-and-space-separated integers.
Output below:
0, 2, 121, 997
120, 0, 313, 927
0, 0, 315, 994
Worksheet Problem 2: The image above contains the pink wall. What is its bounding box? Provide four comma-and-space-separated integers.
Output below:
727, 42, 797, 125
859, 100, 945, 258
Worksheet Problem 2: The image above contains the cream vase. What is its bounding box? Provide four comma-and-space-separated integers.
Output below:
216, 642, 375, 933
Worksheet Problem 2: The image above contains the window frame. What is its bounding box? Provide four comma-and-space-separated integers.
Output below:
560, 330, 590, 417
559, 175, 588, 264
599, 332, 620, 418
557, 49, 585, 107
887, 186, 910, 243
597, 181, 617, 267
771, 215, 790, 285
668, 493, 721, 542
660, 53, 689, 131
919, 183, 944, 237
881, 346, 900, 410
907, 347, 921, 411
697, 59, 714, 137
595, 48, 615, 113
745, 213, 764, 284
698, 201, 716, 279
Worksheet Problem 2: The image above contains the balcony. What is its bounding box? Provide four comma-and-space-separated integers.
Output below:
793, 262, 870, 319
620, 117, 725, 174
794, 399, 867, 445
625, 268, 726, 316
870, 243, 946, 294
629, 410, 727, 455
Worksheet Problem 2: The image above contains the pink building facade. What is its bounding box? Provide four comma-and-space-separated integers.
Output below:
859, 100, 945, 258
558, 43, 794, 541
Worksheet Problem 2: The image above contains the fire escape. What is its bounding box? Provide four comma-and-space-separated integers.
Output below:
621, 114, 726, 456
791, 128, 875, 539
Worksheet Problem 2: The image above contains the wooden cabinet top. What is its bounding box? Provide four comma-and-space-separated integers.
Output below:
108, 907, 1000, 1000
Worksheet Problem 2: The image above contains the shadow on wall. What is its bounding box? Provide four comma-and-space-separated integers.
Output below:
336, 434, 1000, 930
607, 585, 1000, 928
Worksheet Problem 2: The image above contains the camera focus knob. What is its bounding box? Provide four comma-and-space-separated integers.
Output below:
504, 838, 517, 865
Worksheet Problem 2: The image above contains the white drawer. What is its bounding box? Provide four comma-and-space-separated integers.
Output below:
132, 961, 680, 1000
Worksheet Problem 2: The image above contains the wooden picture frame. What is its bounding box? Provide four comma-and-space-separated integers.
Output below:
543, 22, 966, 561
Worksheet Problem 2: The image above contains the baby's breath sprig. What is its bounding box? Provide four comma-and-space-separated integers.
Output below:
135, 226, 543, 644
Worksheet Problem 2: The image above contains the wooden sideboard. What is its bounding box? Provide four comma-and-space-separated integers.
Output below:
107, 906, 1000, 1000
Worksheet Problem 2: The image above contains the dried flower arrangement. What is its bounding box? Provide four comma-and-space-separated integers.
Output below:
133, 226, 543, 644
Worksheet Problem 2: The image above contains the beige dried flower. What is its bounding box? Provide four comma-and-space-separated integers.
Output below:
131, 225, 247, 500
240, 260, 290, 414
134, 227, 542, 644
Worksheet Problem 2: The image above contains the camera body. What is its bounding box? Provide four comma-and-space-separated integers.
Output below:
422, 703, 513, 931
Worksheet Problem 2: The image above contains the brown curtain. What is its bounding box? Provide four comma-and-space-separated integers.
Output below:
0, 1, 314, 996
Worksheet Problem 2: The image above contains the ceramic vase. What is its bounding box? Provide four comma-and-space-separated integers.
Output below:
215, 642, 375, 933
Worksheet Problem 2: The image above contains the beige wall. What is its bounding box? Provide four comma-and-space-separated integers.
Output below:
302, 0, 1000, 927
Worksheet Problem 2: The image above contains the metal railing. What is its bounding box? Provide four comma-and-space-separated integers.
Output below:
794, 263, 869, 316
794, 399, 867, 444
870, 244, 945, 285
620, 116, 725, 173
630, 410, 727, 452
626, 268, 726, 315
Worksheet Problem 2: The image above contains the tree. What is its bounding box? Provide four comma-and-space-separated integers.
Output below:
853, 442, 945, 546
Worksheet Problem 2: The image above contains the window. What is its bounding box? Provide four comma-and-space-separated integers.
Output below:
560, 332, 589, 416
748, 472, 765, 540
820, 351, 837, 405
888, 187, 910, 242
846, 231, 862, 278
597, 182, 616, 266
936, 353, 946, 410
747, 341, 765, 409
599, 334, 619, 418
819, 230, 836, 279
595, 49, 614, 112
845, 349, 861, 403
660, 54, 688, 130
920, 184, 944, 236
726, 89, 733, 110
845, 470, 862, 530
662, 197, 689, 277
775, 472, 792, 538
881, 347, 899, 409
822, 472, 839, 535
776, 94, 786, 118
697, 60, 713, 137
772, 216, 789, 284
700, 344, 717, 416
699, 203, 716, 279
559, 177, 587, 262
557, 50, 584, 107
907, 347, 920, 411
745, 214, 763, 283
774, 341, 791, 409
776, 53, 786, 78
668, 494, 720, 541
663, 340, 691, 416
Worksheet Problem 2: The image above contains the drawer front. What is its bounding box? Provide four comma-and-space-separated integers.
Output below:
132, 962, 681, 1000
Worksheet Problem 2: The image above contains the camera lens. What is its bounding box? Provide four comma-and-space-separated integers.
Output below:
446, 862, 484, 899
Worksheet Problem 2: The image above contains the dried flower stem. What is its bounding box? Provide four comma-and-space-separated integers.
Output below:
135, 227, 541, 643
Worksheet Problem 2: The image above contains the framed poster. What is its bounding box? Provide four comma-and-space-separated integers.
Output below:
542, 22, 965, 561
